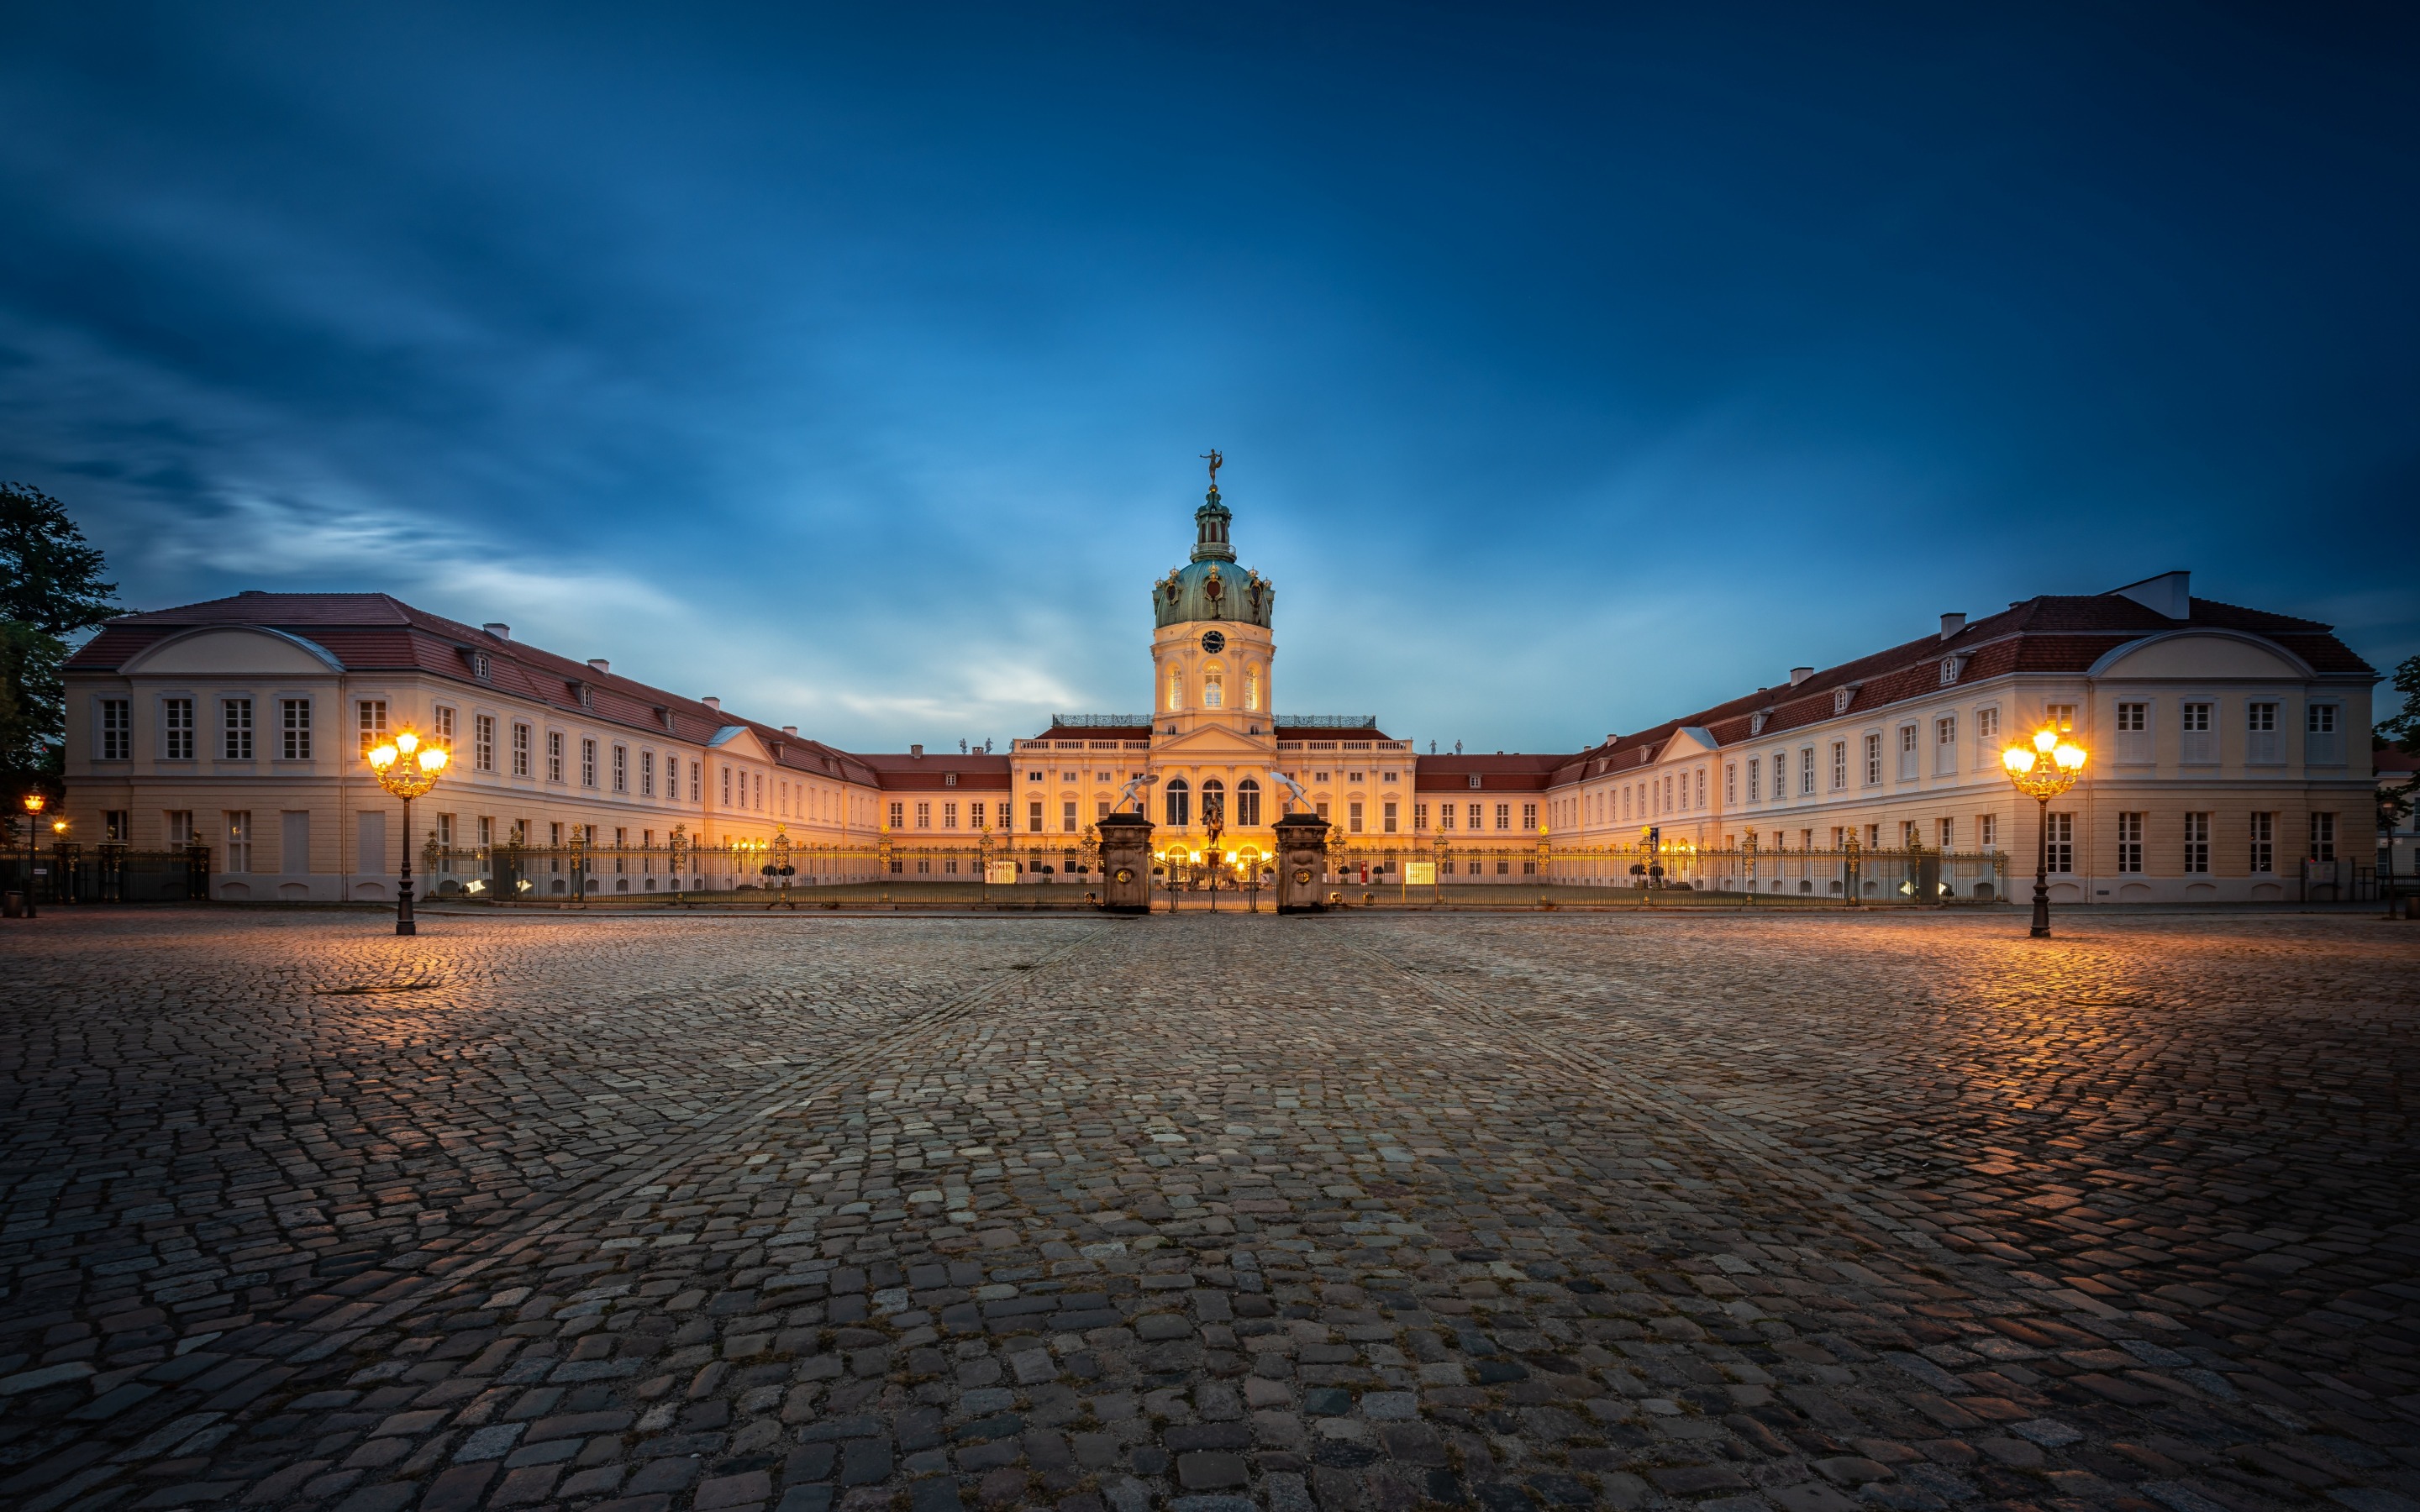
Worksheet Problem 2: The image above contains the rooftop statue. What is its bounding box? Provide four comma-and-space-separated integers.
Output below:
1268, 769, 1313, 815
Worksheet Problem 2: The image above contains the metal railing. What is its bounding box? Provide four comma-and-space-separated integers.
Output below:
418, 835, 1111, 903
3, 844, 213, 904
391, 836, 2007, 908
1304, 838, 2009, 902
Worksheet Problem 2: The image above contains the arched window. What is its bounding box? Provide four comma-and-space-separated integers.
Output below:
1165, 777, 1190, 827
1167, 668, 1184, 711
1244, 665, 1260, 711
1202, 663, 1224, 709
1236, 778, 1261, 827
1201, 778, 1226, 827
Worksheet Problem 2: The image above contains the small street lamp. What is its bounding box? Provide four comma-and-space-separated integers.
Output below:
2001, 725, 2088, 938
366, 727, 449, 936
19, 792, 44, 917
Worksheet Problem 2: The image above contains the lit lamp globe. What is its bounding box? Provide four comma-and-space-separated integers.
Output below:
2000, 726, 2088, 939
366, 728, 449, 937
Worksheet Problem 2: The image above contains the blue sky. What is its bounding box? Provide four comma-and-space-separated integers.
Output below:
4, 3, 2414, 753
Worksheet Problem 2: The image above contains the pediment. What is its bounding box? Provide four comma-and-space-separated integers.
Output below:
1655, 727, 1719, 763
119, 625, 345, 678
1150, 725, 1276, 760
2090, 629, 2314, 680
707, 725, 775, 762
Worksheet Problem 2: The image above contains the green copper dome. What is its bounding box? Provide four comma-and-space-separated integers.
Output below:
1153, 486, 1273, 628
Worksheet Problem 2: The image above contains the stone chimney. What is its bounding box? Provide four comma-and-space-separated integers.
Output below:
701, 696, 720, 711
1939, 612, 1965, 640
587, 658, 610, 675
911, 743, 924, 759
483, 622, 510, 639
1789, 667, 1814, 686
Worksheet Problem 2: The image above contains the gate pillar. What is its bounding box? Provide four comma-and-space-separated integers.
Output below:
1097, 811, 1155, 915
1274, 813, 1331, 914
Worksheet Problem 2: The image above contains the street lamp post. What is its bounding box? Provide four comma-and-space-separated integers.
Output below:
18, 793, 43, 917
366, 727, 450, 937
2000, 725, 2088, 938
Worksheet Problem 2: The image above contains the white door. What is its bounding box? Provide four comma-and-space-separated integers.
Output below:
357, 811, 387, 876
281, 811, 311, 874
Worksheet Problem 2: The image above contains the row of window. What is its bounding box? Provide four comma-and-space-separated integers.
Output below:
1744, 819, 1999, 853
2110, 699, 2341, 765
99, 696, 322, 762
891, 800, 1012, 831
1563, 697, 2349, 829
2107, 811, 2334, 871
99, 801, 2351, 879
884, 788, 1549, 837
102, 696, 877, 822
1736, 811, 2333, 874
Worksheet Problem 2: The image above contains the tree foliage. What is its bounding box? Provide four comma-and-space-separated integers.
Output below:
2378, 653, 2420, 755
2, 482, 118, 821
2379, 653, 2420, 841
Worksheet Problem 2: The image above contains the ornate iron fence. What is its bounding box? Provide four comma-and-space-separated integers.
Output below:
1309, 837, 2008, 902
2, 844, 213, 904
418, 832, 1118, 902
399, 834, 2006, 906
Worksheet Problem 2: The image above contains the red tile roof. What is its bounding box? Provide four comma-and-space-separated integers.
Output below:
1274, 724, 1395, 743
1553, 591, 2375, 778
1413, 754, 1563, 791
852, 753, 1013, 791
1031, 724, 1153, 743
67, 591, 911, 790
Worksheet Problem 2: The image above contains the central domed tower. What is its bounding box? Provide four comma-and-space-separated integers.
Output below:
1150, 475, 1276, 735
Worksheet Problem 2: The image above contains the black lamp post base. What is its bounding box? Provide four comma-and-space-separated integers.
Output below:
2031, 796, 2052, 937
397, 795, 417, 935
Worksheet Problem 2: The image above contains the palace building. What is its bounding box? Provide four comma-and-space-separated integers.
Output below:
58, 474, 2380, 905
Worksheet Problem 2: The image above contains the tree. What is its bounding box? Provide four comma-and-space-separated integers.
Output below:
1, 483, 117, 634
2377, 654, 2420, 847
2, 483, 118, 828
2378, 653, 2420, 755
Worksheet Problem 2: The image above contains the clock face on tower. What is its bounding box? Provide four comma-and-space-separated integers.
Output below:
1199, 630, 1226, 653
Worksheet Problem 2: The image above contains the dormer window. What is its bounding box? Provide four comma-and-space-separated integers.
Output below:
1749, 711, 1767, 736
472, 650, 491, 681
1833, 685, 1858, 716
1468, 774, 1482, 789
571, 680, 592, 708
1940, 656, 1964, 686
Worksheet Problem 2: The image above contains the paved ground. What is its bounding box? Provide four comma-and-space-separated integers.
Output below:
2, 910, 2416, 1512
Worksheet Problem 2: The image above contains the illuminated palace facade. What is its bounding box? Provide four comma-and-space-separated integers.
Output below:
60, 480, 2378, 905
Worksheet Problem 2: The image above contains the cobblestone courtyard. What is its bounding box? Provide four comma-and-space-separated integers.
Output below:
3, 911, 2416, 1512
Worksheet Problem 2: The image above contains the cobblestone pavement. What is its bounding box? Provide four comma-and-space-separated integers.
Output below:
3, 909, 2416, 1512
